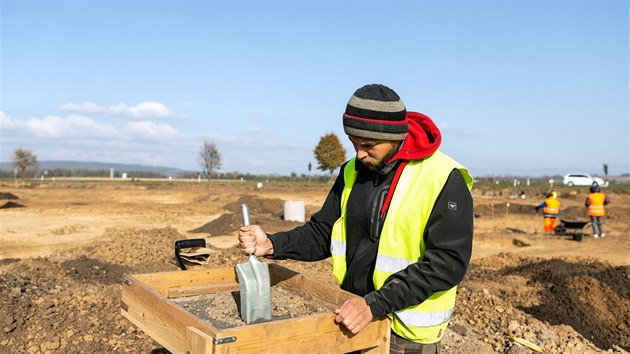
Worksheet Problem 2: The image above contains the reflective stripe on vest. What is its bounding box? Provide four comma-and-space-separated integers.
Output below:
331, 151, 472, 343
395, 307, 456, 327
330, 238, 346, 258
587, 193, 606, 216
374, 254, 414, 274
543, 197, 560, 217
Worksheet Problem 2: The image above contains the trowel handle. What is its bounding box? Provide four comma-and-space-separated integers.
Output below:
241, 204, 250, 226
241, 204, 256, 257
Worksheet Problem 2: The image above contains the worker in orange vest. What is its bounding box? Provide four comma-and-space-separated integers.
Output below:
585, 182, 609, 238
535, 192, 560, 235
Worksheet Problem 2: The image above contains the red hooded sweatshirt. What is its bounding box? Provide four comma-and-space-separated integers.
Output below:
380, 111, 443, 217
390, 111, 442, 163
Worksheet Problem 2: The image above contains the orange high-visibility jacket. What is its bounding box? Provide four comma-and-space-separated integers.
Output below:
543, 197, 560, 217
587, 193, 606, 216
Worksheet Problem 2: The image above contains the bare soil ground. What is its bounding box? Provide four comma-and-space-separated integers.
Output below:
0, 180, 628, 353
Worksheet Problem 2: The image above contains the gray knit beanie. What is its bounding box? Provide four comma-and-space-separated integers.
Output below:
343, 84, 408, 141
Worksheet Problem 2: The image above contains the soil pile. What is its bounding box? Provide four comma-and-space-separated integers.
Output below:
0, 201, 25, 209
456, 253, 629, 353
0, 227, 184, 353
0, 192, 20, 200
189, 195, 301, 236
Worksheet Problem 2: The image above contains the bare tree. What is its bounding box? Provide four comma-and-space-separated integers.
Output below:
12, 147, 38, 182
198, 141, 222, 180
314, 133, 346, 178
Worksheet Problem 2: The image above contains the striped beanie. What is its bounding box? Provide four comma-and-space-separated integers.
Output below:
343, 84, 408, 141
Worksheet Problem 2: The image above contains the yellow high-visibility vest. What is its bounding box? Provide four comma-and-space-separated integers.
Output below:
330, 151, 472, 343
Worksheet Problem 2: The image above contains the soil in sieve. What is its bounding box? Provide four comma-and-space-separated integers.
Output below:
172, 286, 332, 329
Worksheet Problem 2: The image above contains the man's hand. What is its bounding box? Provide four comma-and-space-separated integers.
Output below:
238, 225, 274, 257
334, 297, 373, 334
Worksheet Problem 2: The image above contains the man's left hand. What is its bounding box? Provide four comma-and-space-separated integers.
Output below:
334, 297, 373, 334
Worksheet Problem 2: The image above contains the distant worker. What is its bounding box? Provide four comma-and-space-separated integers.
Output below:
535, 192, 560, 235
585, 182, 609, 238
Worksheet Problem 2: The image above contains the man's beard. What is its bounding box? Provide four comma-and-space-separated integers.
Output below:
361, 144, 399, 172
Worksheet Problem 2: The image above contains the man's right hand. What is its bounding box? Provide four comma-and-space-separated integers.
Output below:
238, 225, 274, 257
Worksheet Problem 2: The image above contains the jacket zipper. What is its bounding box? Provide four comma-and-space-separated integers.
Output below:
371, 187, 389, 242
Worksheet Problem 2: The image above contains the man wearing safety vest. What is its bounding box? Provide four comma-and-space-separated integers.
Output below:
534, 192, 560, 235
585, 182, 609, 238
238, 84, 473, 354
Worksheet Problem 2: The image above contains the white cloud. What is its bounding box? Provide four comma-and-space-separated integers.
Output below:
0, 111, 16, 129
59, 101, 182, 120
1, 111, 121, 139
124, 121, 183, 140
1, 109, 308, 173
1, 111, 183, 142
0, 110, 194, 168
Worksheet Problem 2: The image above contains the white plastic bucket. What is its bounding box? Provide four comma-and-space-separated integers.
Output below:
284, 200, 305, 222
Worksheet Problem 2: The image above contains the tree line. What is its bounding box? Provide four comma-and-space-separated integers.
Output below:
4, 133, 348, 181
198, 133, 346, 180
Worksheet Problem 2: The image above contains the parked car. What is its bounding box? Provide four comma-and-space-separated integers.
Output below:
562, 173, 609, 187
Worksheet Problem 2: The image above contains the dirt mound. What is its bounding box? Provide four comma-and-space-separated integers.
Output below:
69, 227, 189, 274
0, 227, 185, 353
462, 253, 630, 352
189, 213, 243, 235
60, 255, 130, 285
0, 201, 25, 209
189, 195, 298, 236
0, 192, 19, 200
224, 195, 286, 217
508, 258, 629, 351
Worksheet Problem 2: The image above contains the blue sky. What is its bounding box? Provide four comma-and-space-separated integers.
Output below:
1, 0, 628, 177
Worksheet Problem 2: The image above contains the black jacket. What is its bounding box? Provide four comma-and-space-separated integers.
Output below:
268, 158, 473, 318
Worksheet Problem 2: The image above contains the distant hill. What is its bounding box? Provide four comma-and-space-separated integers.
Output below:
0, 161, 195, 177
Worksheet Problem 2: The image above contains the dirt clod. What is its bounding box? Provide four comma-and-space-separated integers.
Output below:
0, 192, 19, 200
0, 201, 25, 209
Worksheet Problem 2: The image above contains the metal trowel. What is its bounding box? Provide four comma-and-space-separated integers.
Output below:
235, 204, 272, 324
